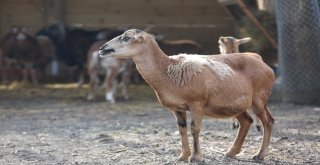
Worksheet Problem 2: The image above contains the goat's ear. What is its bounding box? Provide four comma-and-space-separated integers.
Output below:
219, 37, 227, 44
134, 34, 144, 42
237, 37, 251, 45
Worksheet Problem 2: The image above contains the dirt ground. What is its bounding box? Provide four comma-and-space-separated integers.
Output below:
0, 83, 319, 165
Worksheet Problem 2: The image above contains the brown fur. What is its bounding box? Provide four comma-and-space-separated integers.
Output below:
1, 27, 42, 84
218, 36, 263, 131
99, 30, 275, 162
167, 55, 203, 87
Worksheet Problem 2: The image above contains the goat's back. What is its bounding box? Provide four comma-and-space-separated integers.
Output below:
214, 53, 275, 96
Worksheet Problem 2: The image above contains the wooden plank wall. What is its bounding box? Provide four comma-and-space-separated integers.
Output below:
0, 0, 46, 33
0, 0, 237, 54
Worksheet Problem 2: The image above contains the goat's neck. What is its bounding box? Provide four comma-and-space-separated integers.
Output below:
227, 46, 239, 54
132, 41, 170, 89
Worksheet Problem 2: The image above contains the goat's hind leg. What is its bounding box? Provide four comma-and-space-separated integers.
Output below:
232, 118, 239, 129
120, 71, 130, 100
226, 111, 253, 158
254, 115, 262, 132
252, 101, 274, 160
87, 70, 99, 101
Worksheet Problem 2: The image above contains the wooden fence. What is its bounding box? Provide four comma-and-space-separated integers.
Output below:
0, 0, 236, 53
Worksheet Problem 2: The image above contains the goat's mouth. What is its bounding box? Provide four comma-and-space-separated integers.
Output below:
99, 48, 115, 57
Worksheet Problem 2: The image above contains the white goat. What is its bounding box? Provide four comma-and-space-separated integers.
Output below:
87, 41, 131, 103
99, 29, 275, 162
218, 36, 262, 131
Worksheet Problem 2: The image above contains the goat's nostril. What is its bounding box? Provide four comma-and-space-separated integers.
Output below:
99, 48, 115, 56
98, 44, 115, 56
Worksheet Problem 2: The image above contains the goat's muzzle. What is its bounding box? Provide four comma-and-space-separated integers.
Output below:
99, 44, 115, 58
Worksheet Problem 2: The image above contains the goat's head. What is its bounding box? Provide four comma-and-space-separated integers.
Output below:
218, 36, 251, 54
8, 26, 28, 41
99, 29, 149, 58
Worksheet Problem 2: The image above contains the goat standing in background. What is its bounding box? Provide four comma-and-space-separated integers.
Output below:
1, 27, 42, 84
218, 36, 251, 54
36, 23, 125, 87
99, 29, 275, 162
87, 41, 131, 103
218, 36, 262, 132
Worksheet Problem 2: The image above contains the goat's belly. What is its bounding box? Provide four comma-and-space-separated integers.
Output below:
204, 95, 251, 118
204, 106, 245, 118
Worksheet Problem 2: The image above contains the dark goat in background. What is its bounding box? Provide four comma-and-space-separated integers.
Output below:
1, 27, 42, 84
36, 23, 124, 86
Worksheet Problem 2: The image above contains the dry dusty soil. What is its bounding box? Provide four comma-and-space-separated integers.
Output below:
0, 83, 319, 165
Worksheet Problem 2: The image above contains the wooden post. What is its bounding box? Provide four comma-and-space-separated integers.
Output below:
43, 0, 65, 24
235, 0, 277, 49
0, 0, 3, 37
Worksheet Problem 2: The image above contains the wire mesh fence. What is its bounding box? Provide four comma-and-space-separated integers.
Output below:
275, 0, 320, 104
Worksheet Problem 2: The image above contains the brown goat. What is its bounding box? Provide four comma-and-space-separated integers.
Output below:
99, 29, 275, 162
218, 36, 262, 131
87, 41, 131, 102
1, 27, 42, 84
218, 36, 251, 54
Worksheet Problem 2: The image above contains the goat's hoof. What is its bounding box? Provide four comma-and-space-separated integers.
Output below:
252, 154, 264, 161
226, 148, 241, 158
225, 153, 236, 159
177, 155, 189, 162
176, 151, 191, 162
189, 159, 203, 164
188, 154, 202, 163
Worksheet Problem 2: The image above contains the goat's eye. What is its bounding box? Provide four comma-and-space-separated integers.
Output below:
123, 36, 131, 42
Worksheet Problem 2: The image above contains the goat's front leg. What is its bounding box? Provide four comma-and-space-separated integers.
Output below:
189, 109, 203, 162
104, 69, 118, 103
87, 69, 98, 101
173, 111, 191, 161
